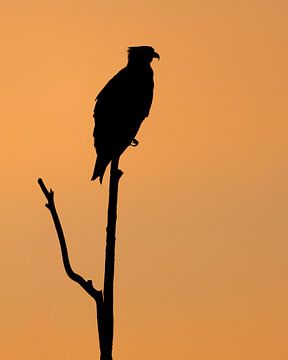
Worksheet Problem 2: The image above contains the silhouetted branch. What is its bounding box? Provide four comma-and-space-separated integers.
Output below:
101, 157, 123, 359
38, 162, 122, 360
37, 178, 102, 302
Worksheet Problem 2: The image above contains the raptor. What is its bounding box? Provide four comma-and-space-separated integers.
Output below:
91, 46, 159, 183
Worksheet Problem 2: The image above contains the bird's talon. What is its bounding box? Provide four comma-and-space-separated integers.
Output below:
131, 139, 139, 147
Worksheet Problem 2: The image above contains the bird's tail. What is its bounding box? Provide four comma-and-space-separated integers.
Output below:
91, 156, 109, 183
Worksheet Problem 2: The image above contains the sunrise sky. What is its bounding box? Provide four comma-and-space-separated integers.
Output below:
1, 1, 288, 359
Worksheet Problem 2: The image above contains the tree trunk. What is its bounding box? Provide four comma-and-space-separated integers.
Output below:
100, 157, 122, 360
38, 156, 123, 360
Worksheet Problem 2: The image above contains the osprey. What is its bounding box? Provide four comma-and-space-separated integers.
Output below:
91, 46, 159, 183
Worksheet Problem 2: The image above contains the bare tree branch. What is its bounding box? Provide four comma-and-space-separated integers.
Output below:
38, 164, 122, 360
101, 157, 123, 359
37, 178, 102, 302
38, 178, 107, 351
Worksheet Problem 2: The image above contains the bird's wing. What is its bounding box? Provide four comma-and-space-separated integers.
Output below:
95, 67, 153, 119
93, 67, 154, 154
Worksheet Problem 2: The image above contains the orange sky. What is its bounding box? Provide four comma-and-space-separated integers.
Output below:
1, 1, 288, 359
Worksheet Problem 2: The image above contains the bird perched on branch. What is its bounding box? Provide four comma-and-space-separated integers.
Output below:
91, 46, 160, 183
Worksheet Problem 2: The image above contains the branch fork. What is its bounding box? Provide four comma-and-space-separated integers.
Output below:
38, 157, 122, 360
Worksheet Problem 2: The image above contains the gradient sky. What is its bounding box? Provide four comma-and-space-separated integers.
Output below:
1, 1, 288, 359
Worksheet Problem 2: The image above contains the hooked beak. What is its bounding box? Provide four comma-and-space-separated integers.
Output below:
153, 51, 160, 60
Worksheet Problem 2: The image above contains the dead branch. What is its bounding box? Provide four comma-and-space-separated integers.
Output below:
37, 178, 102, 302
102, 157, 123, 358
38, 159, 122, 360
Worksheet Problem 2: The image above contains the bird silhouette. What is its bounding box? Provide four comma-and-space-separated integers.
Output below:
91, 46, 159, 183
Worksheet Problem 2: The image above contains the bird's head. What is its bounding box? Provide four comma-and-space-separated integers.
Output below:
127, 46, 160, 65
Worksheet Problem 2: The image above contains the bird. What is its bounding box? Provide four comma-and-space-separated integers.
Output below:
91, 46, 160, 183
